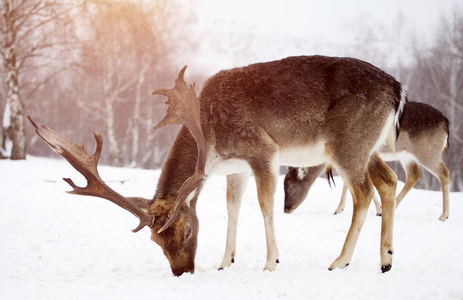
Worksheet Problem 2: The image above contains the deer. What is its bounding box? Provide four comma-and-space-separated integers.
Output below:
29, 55, 407, 276
284, 101, 450, 221
284, 164, 383, 216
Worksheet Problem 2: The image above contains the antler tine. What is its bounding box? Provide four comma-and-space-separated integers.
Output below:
27, 116, 155, 233
151, 66, 208, 233
152, 66, 192, 131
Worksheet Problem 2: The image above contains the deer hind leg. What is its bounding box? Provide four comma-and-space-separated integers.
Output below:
334, 184, 348, 214
429, 161, 451, 221
419, 157, 450, 221
219, 171, 250, 270
249, 158, 280, 272
368, 153, 397, 272
437, 162, 450, 221
329, 171, 374, 270
396, 161, 420, 208
336, 184, 382, 216
372, 193, 382, 216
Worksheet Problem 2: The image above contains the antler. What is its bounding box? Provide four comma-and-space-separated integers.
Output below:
27, 116, 155, 233
152, 66, 207, 233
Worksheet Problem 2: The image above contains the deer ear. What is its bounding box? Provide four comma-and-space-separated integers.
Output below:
185, 224, 194, 240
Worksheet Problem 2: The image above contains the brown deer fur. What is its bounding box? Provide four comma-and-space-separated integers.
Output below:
150, 56, 406, 274
284, 101, 450, 221
31, 55, 407, 276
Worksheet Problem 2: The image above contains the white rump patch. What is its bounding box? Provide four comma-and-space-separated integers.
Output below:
372, 113, 395, 155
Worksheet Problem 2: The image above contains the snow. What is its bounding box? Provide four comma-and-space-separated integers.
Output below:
1, 156, 462, 299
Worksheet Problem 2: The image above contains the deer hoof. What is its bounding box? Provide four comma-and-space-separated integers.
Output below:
381, 264, 392, 273
438, 215, 448, 222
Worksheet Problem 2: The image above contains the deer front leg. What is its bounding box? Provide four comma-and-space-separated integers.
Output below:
219, 171, 250, 270
249, 159, 280, 271
329, 175, 374, 270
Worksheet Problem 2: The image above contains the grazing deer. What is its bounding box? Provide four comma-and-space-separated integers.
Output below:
284, 102, 450, 221
29, 55, 407, 276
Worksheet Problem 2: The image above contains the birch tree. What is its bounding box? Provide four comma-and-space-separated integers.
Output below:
77, 0, 190, 167
0, 0, 81, 159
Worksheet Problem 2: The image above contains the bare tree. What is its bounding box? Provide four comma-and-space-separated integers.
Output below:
75, 0, 188, 167
410, 9, 463, 191
0, 0, 82, 159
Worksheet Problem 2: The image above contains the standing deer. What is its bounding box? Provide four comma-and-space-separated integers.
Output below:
29, 55, 407, 276
284, 102, 450, 221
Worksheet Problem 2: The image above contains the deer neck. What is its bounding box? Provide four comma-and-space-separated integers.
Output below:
154, 126, 198, 201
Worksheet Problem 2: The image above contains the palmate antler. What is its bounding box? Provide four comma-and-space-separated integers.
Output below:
27, 116, 155, 233
28, 66, 204, 234
152, 66, 207, 233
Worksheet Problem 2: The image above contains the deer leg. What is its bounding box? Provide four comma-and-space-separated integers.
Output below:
421, 160, 451, 221
396, 161, 420, 208
329, 173, 374, 270
368, 153, 397, 272
219, 171, 250, 270
372, 193, 382, 216
249, 159, 280, 272
334, 184, 349, 214
335, 183, 382, 216
436, 162, 450, 221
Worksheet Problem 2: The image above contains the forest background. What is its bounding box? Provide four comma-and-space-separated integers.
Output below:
1, 0, 462, 191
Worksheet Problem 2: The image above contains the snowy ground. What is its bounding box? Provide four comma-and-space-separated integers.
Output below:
1, 156, 462, 299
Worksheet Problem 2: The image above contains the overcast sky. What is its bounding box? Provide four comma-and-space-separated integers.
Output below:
180, 0, 461, 74
194, 0, 459, 38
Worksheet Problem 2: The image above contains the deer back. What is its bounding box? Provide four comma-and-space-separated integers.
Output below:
199, 56, 404, 172
379, 101, 449, 166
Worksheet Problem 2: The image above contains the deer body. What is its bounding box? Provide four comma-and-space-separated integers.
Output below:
155, 56, 405, 273
30, 55, 407, 276
284, 101, 450, 221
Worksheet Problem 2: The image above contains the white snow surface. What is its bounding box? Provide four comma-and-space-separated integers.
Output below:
1, 157, 462, 299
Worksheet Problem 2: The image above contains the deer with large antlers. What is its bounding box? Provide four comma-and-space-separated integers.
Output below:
284, 101, 450, 221
30, 55, 407, 276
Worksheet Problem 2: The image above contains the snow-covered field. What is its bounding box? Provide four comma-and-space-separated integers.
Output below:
1, 156, 462, 299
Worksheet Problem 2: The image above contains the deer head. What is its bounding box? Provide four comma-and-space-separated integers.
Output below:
151, 66, 207, 234
148, 66, 207, 275
28, 66, 206, 276
284, 165, 324, 213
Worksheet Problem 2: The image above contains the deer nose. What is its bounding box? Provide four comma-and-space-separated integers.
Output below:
172, 265, 194, 277
284, 205, 295, 214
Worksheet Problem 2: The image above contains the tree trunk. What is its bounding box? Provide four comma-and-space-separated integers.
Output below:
2, 22, 26, 160
131, 76, 144, 167
104, 95, 121, 167
142, 106, 155, 169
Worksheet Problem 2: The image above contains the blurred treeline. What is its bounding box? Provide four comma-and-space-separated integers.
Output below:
1, 0, 462, 191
